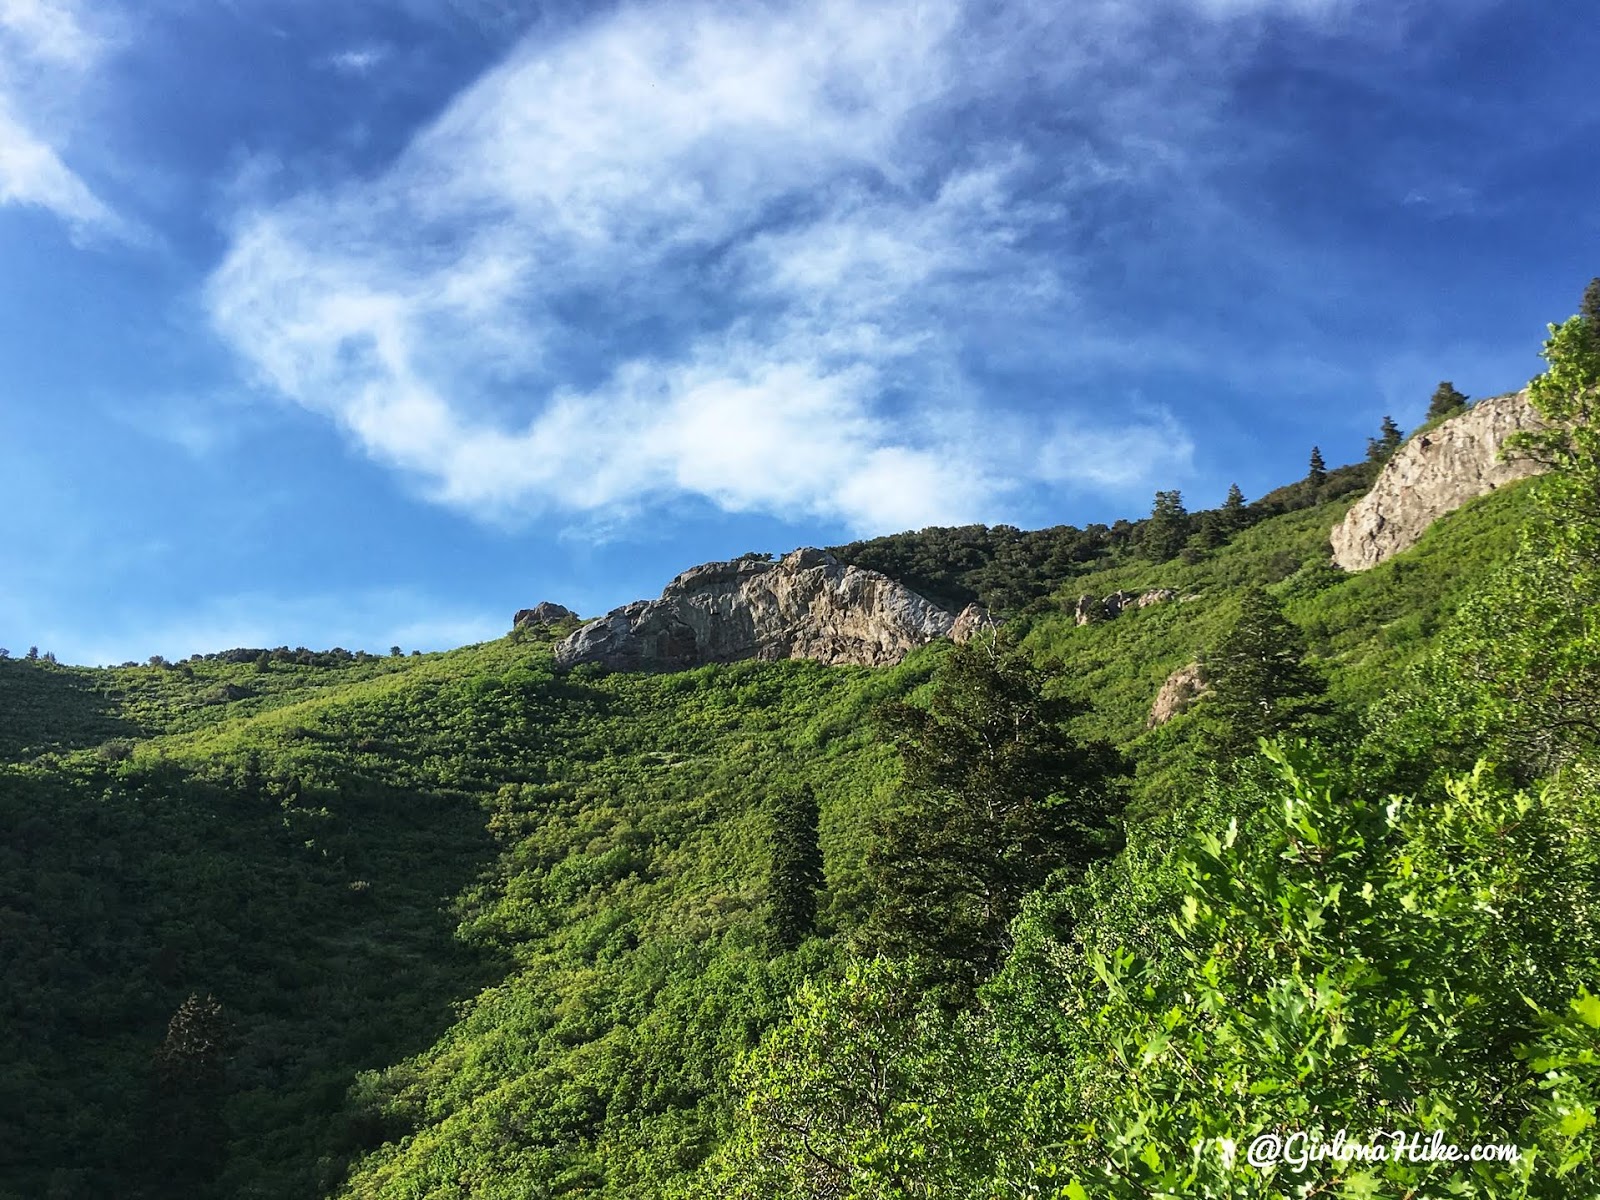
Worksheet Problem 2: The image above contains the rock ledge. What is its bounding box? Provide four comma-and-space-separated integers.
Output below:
553, 549, 964, 671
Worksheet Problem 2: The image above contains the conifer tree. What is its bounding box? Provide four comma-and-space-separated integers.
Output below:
150, 992, 229, 1189
1427, 381, 1470, 421
1308, 446, 1327, 486
155, 992, 227, 1090
1222, 483, 1246, 530
1366, 415, 1404, 462
768, 783, 822, 951
859, 635, 1122, 984
1191, 510, 1227, 552
1197, 586, 1326, 756
1381, 415, 1403, 454
1140, 490, 1189, 561
1582, 276, 1600, 327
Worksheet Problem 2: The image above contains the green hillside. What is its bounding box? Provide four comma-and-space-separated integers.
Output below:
5, 313, 1600, 1199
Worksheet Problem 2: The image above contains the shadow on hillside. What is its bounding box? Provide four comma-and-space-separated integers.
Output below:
0, 659, 136, 761
1, 753, 512, 1200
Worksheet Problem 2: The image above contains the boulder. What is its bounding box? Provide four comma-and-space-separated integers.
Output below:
1149, 661, 1208, 726
1330, 391, 1547, 572
1073, 588, 1174, 625
950, 602, 996, 644
1102, 590, 1138, 619
553, 548, 958, 671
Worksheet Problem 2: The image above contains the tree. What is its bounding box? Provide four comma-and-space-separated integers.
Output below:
1582, 276, 1600, 327
155, 992, 227, 1091
390, 645, 402, 658
149, 992, 229, 1189
704, 958, 986, 1199
1196, 586, 1326, 756
1222, 483, 1247, 531
1367, 415, 1404, 463
1308, 446, 1327, 486
859, 635, 1122, 984
1427, 380, 1470, 421
26, 646, 37, 660
768, 783, 823, 951
1140, 490, 1189, 562
1189, 510, 1228, 553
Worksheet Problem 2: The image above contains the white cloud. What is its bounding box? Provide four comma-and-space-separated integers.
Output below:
0, 0, 100, 66
0, 99, 123, 234
206, 0, 1252, 535
0, 0, 131, 240
324, 44, 389, 75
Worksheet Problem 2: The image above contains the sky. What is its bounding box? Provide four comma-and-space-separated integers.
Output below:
2, 0, 1597, 665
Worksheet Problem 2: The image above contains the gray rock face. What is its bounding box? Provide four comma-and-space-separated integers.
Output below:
1073, 588, 1176, 625
1330, 391, 1547, 572
1149, 661, 1208, 726
514, 602, 579, 628
553, 548, 958, 671
949, 602, 995, 644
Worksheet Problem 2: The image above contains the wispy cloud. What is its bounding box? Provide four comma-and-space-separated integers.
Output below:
205, 0, 1375, 535
0, 0, 133, 241
323, 44, 389, 76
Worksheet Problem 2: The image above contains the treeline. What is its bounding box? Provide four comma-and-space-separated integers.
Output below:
830, 428, 1400, 615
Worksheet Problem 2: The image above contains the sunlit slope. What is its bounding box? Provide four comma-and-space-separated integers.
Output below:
0, 475, 1538, 1199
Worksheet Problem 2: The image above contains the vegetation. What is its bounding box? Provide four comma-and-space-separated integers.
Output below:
1428, 379, 1470, 421
767, 783, 822, 952
1193, 584, 1326, 756
5, 291, 1599, 1198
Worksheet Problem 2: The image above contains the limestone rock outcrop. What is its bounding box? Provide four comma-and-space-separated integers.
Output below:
552, 548, 959, 671
514, 602, 579, 628
949, 603, 996, 644
1149, 661, 1208, 726
1330, 391, 1547, 572
1073, 588, 1177, 626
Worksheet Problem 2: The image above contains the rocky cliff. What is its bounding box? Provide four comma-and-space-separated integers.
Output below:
552, 548, 976, 671
1329, 391, 1546, 572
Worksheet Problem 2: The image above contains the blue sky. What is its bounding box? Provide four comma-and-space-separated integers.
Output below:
2, 0, 1596, 664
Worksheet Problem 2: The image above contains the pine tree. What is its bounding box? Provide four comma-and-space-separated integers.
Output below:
1191, 510, 1227, 552
1223, 483, 1247, 531
155, 992, 228, 1090
859, 635, 1122, 984
768, 784, 822, 951
1367, 415, 1404, 463
1582, 276, 1600, 327
1197, 586, 1327, 756
1140, 490, 1189, 561
1427, 381, 1470, 421
149, 992, 229, 1189
1381, 415, 1403, 454
1308, 446, 1327, 486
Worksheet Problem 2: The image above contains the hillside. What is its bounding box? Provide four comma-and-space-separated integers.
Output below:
5, 338, 1599, 1198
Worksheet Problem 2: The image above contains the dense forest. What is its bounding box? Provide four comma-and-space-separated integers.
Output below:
5, 292, 1600, 1198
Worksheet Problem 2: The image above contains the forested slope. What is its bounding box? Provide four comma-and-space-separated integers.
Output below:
6, 299, 1600, 1199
